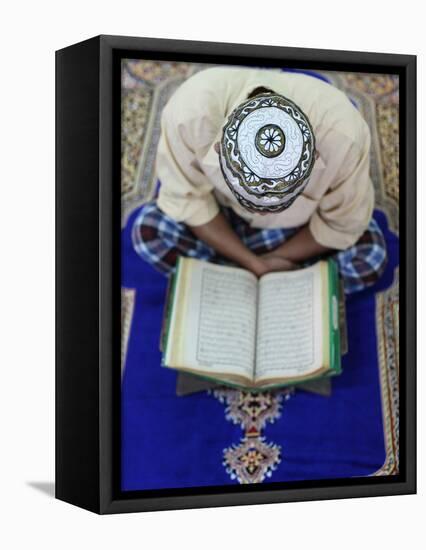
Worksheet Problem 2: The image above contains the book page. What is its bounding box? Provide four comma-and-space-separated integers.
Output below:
255, 263, 324, 382
169, 259, 258, 378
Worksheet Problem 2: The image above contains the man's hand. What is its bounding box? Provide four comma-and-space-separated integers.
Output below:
250, 253, 298, 277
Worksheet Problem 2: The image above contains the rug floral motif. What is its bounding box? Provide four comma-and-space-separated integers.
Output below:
212, 388, 293, 483
373, 270, 399, 475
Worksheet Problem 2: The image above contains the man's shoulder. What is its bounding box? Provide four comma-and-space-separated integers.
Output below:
161, 67, 257, 144
173, 66, 252, 92
164, 67, 248, 111
280, 73, 369, 142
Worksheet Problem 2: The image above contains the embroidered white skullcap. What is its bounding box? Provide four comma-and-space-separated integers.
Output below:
219, 93, 316, 212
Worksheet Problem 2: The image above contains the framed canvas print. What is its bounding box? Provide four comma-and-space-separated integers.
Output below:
56, 35, 416, 514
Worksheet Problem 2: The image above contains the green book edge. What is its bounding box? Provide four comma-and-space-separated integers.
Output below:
160, 256, 181, 360
328, 258, 341, 376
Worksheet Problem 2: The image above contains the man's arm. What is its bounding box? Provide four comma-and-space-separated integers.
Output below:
261, 224, 332, 263
190, 212, 295, 277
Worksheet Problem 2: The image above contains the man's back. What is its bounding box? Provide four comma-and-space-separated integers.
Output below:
156, 66, 374, 250
161, 67, 369, 159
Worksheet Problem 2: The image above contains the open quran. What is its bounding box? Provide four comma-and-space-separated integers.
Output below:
161, 257, 341, 391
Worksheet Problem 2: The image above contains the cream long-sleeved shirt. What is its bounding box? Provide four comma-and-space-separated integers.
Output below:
156, 67, 374, 250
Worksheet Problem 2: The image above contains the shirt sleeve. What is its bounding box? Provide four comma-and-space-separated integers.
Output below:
155, 105, 220, 227
309, 124, 375, 250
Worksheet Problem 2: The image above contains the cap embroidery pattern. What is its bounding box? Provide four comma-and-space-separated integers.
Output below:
220, 94, 316, 212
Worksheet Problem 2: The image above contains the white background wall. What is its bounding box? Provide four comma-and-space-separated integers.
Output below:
1, 1, 423, 548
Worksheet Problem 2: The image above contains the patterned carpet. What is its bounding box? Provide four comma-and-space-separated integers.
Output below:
120, 60, 399, 486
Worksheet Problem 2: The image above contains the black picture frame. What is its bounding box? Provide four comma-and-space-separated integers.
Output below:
56, 34, 416, 514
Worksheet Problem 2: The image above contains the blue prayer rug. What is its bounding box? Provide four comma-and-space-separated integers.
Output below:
120, 61, 399, 490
